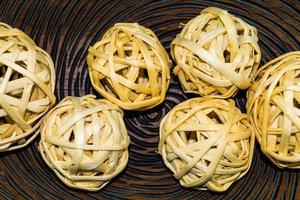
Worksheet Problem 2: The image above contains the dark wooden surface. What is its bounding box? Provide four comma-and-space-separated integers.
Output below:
0, 0, 299, 199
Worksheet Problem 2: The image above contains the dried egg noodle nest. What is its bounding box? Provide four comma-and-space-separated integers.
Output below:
39, 95, 130, 191
0, 22, 55, 151
88, 23, 171, 110
247, 51, 300, 169
158, 98, 255, 192
171, 7, 261, 98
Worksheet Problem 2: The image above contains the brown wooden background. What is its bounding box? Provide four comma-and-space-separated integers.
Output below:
0, 0, 299, 199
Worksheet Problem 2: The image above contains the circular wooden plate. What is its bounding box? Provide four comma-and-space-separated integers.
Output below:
0, 0, 299, 199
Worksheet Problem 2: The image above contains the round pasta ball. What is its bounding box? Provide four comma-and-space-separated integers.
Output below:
0, 22, 56, 151
247, 51, 300, 168
39, 95, 130, 191
171, 7, 261, 98
87, 23, 171, 110
159, 98, 255, 192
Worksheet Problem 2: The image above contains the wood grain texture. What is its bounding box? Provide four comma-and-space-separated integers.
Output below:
0, 0, 299, 199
